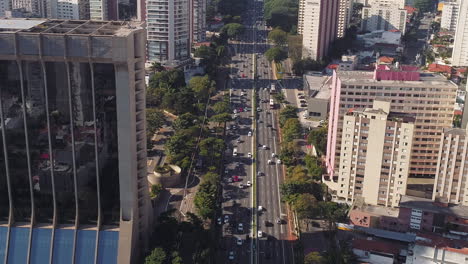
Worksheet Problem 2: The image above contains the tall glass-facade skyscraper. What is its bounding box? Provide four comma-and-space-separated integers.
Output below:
0, 19, 151, 264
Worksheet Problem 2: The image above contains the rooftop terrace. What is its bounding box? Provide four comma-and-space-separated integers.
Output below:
0, 19, 143, 36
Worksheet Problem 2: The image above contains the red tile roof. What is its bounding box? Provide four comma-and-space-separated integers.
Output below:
428, 63, 452, 74
327, 64, 339, 69
352, 239, 401, 256
378, 56, 394, 63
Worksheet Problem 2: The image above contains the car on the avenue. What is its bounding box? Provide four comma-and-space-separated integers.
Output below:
228, 251, 235, 260
262, 145, 267, 149
238, 223, 244, 231
248, 131, 252, 136
233, 175, 239, 182
239, 183, 244, 189
258, 230, 263, 237
246, 181, 251, 187
276, 159, 281, 164
224, 215, 230, 223
237, 238, 243, 246
248, 152, 252, 158
217, 217, 222, 225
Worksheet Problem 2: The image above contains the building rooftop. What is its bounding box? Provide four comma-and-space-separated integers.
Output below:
400, 195, 468, 219
304, 72, 332, 100
0, 19, 143, 36
337, 70, 457, 88
353, 238, 402, 256
354, 204, 400, 218
443, 127, 468, 136
416, 233, 468, 255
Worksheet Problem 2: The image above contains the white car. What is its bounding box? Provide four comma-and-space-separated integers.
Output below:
248, 152, 252, 158
246, 181, 251, 187
258, 230, 263, 237
276, 159, 281, 164
217, 217, 222, 225
262, 145, 267, 149
267, 159, 272, 164
237, 238, 243, 245
239, 183, 244, 189
258, 205, 263, 212
257, 171, 262, 176
241, 92, 245, 96
224, 215, 230, 223
248, 131, 252, 136
228, 251, 235, 260
238, 223, 244, 231
233, 109, 237, 114
271, 153, 275, 158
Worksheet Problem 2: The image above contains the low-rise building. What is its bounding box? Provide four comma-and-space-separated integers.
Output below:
302, 72, 332, 120
353, 238, 404, 264
338, 55, 358, 71
406, 233, 468, 264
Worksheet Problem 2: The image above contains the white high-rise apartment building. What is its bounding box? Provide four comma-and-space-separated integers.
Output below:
361, 0, 407, 33
452, 0, 468, 66
441, 1, 460, 31
146, 0, 190, 66
12, 0, 46, 16
337, 0, 353, 38
338, 100, 415, 207
48, 0, 89, 19
190, 0, 206, 43
300, 0, 339, 60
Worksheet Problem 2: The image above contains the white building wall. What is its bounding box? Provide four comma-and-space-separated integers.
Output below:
452, 0, 468, 66
361, 0, 407, 33
301, 0, 321, 60
337, 0, 352, 37
407, 244, 468, 264
441, 2, 460, 31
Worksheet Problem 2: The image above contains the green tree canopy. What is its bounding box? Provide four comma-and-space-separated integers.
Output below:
283, 118, 301, 142
292, 58, 326, 76
307, 126, 327, 155
221, 23, 245, 39
146, 108, 166, 135
171, 251, 183, 264
173, 113, 200, 131
145, 247, 167, 264
265, 47, 288, 62
210, 112, 232, 124
189, 75, 215, 102
213, 101, 230, 114
294, 193, 318, 220
268, 28, 288, 46
149, 62, 165, 73
199, 137, 225, 164
194, 180, 218, 219
304, 155, 325, 180
279, 105, 298, 127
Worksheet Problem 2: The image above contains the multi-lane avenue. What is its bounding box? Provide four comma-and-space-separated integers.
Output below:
217, 0, 294, 263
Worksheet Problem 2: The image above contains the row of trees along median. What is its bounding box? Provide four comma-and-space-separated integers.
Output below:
275, 106, 354, 264
145, 31, 233, 263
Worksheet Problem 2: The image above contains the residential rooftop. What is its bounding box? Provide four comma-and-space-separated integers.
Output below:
337, 70, 457, 88
304, 72, 332, 100
351, 203, 400, 218
400, 195, 468, 219
0, 19, 144, 36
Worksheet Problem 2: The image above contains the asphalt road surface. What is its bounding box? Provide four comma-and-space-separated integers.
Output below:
217, 0, 294, 263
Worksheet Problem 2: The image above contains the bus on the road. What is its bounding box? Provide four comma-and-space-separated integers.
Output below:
269, 99, 275, 109
270, 83, 276, 94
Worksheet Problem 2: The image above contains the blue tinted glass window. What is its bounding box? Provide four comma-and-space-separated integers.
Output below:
7, 227, 30, 264
30, 228, 52, 264
97, 231, 118, 264
52, 229, 74, 264
0, 227, 8, 264
75, 230, 96, 264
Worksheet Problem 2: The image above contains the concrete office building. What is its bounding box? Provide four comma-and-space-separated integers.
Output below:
48, 0, 90, 19
441, 1, 460, 31
0, 0, 11, 16
303, 72, 332, 120
146, 0, 191, 66
89, 0, 119, 20
190, 0, 206, 43
300, 0, 339, 60
0, 19, 151, 263
452, 0, 468, 66
326, 65, 458, 200
337, 100, 415, 207
361, 0, 407, 33
12, 0, 46, 16
432, 128, 468, 206
337, 0, 353, 37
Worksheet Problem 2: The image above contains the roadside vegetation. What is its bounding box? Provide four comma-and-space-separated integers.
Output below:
276, 105, 351, 263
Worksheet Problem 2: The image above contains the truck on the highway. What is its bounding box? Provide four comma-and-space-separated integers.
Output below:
270, 83, 276, 94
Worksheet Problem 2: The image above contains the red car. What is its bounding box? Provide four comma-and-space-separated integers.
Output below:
233, 175, 239, 182
242, 74, 246, 78
238, 107, 243, 112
